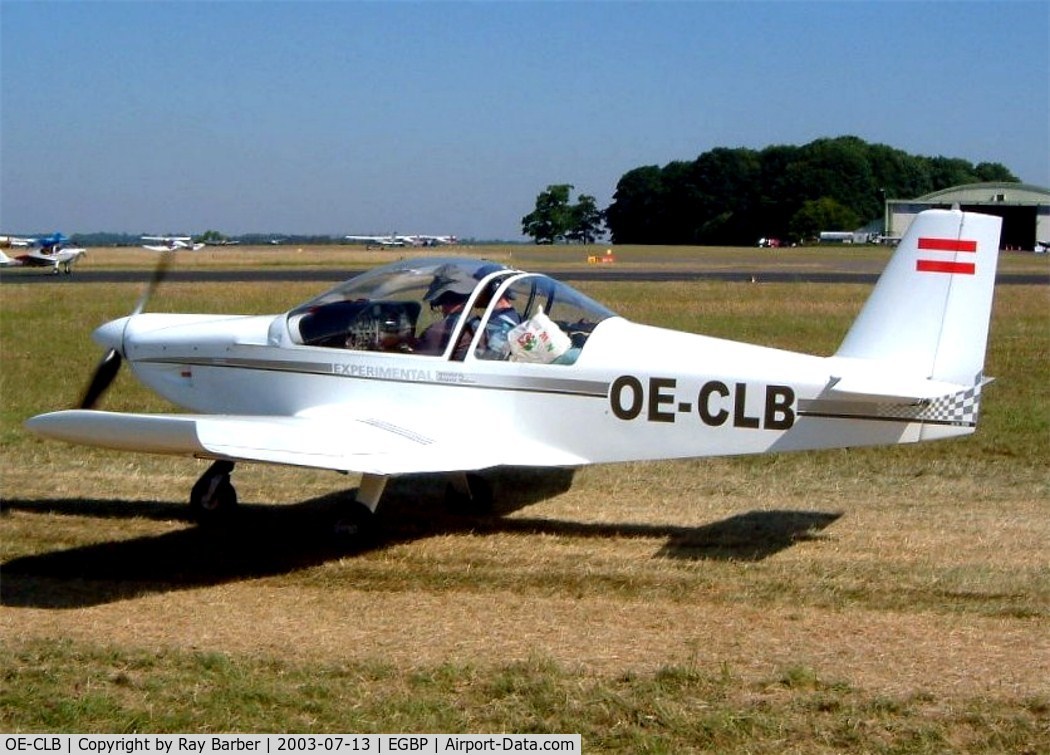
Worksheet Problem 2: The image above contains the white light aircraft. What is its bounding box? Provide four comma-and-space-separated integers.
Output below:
142, 235, 205, 252
0, 232, 86, 274
26, 209, 1001, 543
403, 234, 458, 247
346, 234, 458, 248
345, 234, 406, 247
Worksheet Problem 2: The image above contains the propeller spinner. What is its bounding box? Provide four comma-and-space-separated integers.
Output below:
77, 251, 174, 409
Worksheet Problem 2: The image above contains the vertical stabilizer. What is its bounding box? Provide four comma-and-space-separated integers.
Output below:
835, 209, 1002, 385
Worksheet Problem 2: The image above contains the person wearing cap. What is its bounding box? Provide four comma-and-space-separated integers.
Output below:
414, 266, 476, 356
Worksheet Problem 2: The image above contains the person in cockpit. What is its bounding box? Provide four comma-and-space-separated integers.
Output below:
414, 266, 476, 356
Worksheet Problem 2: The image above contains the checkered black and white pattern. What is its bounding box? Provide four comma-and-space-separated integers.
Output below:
799, 376, 987, 428
868, 381, 983, 427
915, 382, 982, 426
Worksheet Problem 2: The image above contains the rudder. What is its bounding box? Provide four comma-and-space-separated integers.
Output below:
835, 209, 1002, 385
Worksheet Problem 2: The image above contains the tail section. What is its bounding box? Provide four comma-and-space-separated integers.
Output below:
836, 208, 1002, 386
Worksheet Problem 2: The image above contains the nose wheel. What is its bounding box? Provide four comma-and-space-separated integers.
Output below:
190, 460, 237, 525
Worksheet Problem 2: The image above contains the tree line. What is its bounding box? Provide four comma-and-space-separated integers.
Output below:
522, 135, 1018, 245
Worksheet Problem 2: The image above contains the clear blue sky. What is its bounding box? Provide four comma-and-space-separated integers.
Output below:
2, 1, 1047, 240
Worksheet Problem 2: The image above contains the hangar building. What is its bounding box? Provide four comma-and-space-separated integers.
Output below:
886, 182, 1050, 250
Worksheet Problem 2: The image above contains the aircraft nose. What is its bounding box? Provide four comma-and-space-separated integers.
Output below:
92, 316, 131, 350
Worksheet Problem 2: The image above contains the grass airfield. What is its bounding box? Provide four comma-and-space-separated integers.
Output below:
19, 240, 1050, 275
1, 245, 1048, 750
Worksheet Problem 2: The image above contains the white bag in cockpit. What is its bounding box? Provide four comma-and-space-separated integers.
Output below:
508, 307, 572, 363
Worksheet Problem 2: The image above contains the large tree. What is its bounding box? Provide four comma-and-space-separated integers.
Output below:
522, 184, 605, 244
566, 193, 604, 244
604, 136, 1018, 245
603, 166, 667, 244
521, 184, 573, 244
789, 197, 860, 242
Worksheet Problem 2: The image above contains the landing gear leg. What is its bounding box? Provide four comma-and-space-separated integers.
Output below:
333, 473, 387, 546
445, 472, 494, 515
190, 460, 237, 526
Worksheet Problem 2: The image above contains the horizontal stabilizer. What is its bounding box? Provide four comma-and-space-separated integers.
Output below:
801, 374, 986, 431
826, 375, 971, 404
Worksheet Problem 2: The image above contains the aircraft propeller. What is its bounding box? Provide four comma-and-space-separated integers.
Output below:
78, 251, 174, 409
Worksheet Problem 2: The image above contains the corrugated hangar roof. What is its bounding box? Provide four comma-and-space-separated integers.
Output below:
915, 182, 1050, 205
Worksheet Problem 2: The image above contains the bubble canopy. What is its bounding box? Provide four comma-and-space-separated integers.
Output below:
275, 257, 617, 361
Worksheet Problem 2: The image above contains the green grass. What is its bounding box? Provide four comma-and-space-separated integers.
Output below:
4, 639, 1047, 753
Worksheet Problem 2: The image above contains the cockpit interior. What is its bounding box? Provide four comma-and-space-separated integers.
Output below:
277, 258, 616, 364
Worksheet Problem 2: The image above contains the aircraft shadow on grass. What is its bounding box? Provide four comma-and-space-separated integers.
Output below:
1, 468, 842, 609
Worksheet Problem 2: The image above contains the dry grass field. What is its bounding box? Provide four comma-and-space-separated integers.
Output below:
23, 240, 1050, 276
1, 247, 1047, 751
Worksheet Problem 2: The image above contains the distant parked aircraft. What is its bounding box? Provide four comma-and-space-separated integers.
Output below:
0, 232, 86, 274
403, 234, 458, 247
345, 234, 406, 247
142, 236, 205, 252
345, 234, 458, 248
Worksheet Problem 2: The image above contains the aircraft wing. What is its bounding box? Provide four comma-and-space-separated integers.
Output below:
345, 235, 403, 246
25, 410, 585, 475
142, 236, 202, 251
16, 251, 60, 267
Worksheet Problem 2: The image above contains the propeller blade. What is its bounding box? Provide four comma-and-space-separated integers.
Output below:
79, 348, 123, 409
79, 250, 171, 409
132, 249, 174, 315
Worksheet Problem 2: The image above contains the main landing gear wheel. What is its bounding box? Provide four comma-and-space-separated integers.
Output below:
332, 501, 377, 548
190, 460, 237, 526
331, 474, 386, 549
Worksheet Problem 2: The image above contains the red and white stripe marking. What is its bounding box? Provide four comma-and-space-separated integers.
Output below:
916, 237, 977, 275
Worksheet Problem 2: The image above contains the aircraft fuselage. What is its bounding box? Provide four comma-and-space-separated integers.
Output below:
111, 311, 970, 469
